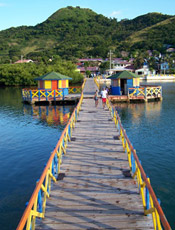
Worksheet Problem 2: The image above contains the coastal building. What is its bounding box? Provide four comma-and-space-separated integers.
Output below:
108, 70, 140, 95
135, 63, 153, 76
22, 72, 73, 104
106, 59, 134, 75
35, 71, 72, 96
77, 66, 99, 76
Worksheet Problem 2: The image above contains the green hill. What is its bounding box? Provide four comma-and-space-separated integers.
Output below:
126, 16, 175, 50
0, 6, 174, 63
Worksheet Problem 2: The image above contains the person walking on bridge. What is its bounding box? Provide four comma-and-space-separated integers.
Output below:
101, 87, 108, 109
93, 90, 99, 107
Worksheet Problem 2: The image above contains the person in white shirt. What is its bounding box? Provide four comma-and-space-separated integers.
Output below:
101, 87, 108, 109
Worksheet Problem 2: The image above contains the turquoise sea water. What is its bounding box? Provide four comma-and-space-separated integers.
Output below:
0, 87, 74, 230
0, 83, 175, 229
115, 81, 175, 228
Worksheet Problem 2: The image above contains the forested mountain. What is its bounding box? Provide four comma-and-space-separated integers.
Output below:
0, 6, 174, 63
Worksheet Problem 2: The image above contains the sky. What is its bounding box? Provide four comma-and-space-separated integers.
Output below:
0, 0, 175, 31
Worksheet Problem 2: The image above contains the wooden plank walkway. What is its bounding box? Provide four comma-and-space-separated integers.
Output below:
36, 79, 154, 230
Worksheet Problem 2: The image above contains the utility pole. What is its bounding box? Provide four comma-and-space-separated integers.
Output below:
109, 50, 113, 73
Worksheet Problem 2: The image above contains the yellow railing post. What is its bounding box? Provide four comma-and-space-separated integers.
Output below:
106, 96, 171, 230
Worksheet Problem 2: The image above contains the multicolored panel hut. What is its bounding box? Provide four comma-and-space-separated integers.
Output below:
108, 71, 140, 95
35, 71, 72, 96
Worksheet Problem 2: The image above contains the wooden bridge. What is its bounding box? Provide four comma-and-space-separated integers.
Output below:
17, 79, 171, 230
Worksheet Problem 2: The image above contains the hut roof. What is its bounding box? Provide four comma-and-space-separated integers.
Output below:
108, 70, 140, 79
35, 72, 72, 81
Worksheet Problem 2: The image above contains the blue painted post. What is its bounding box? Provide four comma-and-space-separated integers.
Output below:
38, 90, 40, 101
158, 198, 161, 206
54, 90, 56, 101
52, 159, 55, 176
38, 189, 42, 213
54, 154, 58, 175
145, 176, 150, 212
30, 90, 32, 103
45, 90, 48, 101
68, 125, 71, 138
131, 153, 136, 174
136, 87, 139, 96
25, 202, 29, 207
63, 89, 65, 100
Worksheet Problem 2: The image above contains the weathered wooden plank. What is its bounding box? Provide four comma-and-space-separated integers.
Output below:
36, 79, 153, 230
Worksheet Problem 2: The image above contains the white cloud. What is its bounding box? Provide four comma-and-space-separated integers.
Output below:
110, 10, 122, 18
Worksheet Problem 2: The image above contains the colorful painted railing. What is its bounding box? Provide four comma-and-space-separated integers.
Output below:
94, 77, 100, 89
17, 92, 84, 230
68, 79, 86, 94
128, 86, 162, 99
22, 79, 86, 102
68, 86, 82, 94
145, 86, 162, 98
22, 89, 63, 102
128, 87, 145, 97
106, 97, 171, 230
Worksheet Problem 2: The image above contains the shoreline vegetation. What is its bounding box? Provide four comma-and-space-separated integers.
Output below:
0, 56, 84, 87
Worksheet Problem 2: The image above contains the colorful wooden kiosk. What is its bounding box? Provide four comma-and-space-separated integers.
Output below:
108, 70, 162, 102
22, 72, 72, 104
108, 71, 140, 96
36, 71, 71, 95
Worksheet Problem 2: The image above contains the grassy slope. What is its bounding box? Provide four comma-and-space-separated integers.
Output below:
126, 16, 175, 45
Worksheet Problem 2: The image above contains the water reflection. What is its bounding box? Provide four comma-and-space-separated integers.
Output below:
0, 87, 77, 230
23, 105, 74, 128
114, 101, 162, 125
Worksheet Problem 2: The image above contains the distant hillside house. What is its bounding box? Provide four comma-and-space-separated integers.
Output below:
14, 59, 34, 64
106, 59, 134, 75
79, 58, 103, 62
77, 66, 99, 75
78, 58, 103, 66
135, 64, 151, 76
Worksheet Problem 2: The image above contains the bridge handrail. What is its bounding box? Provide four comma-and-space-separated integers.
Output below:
68, 86, 82, 94
128, 86, 162, 99
22, 79, 86, 99
146, 86, 162, 97
17, 94, 84, 230
22, 89, 63, 101
128, 87, 145, 97
106, 98, 171, 230
94, 77, 100, 89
